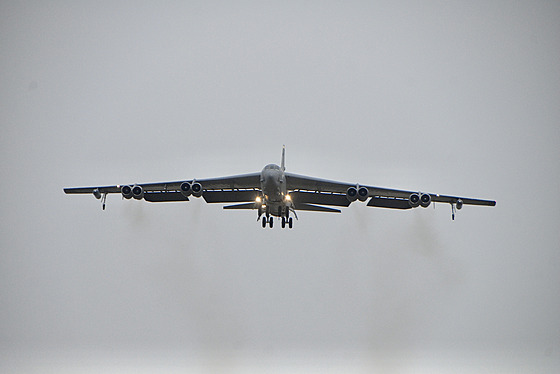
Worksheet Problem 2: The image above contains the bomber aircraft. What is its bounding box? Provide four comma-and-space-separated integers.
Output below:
64, 147, 495, 228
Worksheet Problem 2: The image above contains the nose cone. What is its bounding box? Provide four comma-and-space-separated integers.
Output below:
263, 168, 279, 187
261, 167, 282, 199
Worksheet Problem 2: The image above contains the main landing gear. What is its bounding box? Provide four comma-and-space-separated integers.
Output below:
281, 216, 293, 229
261, 216, 293, 229
262, 216, 273, 228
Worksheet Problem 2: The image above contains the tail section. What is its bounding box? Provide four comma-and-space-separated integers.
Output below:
281, 145, 286, 171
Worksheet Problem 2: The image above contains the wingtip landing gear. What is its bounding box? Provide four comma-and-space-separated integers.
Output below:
450, 203, 456, 220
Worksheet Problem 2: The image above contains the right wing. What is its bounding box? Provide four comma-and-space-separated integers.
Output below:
64, 173, 261, 203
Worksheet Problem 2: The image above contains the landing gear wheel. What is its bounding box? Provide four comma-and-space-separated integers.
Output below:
281, 216, 286, 228
269, 217, 273, 228
288, 217, 293, 229
262, 217, 267, 228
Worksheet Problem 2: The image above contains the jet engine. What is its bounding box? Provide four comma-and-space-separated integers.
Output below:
121, 185, 133, 199
456, 199, 463, 210
180, 182, 192, 197
357, 186, 369, 202
420, 193, 431, 208
408, 193, 420, 208
191, 182, 203, 197
132, 185, 144, 200
346, 186, 358, 202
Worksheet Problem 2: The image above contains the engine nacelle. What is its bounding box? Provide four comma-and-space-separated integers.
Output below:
346, 186, 358, 202
357, 186, 369, 202
409, 193, 420, 208
121, 185, 133, 199
132, 185, 144, 200
420, 193, 431, 208
456, 199, 463, 210
180, 182, 192, 197
191, 182, 203, 197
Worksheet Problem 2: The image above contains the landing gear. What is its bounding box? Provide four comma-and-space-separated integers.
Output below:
259, 206, 295, 229
261, 215, 293, 229
262, 216, 274, 228
101, 192, 107, 210
451, 203, 456, 221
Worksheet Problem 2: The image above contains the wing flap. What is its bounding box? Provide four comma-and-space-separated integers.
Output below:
203, 190, 258, 204
144, 192, 189, 202
290, 191, 350, 207
367, 197, 412, 209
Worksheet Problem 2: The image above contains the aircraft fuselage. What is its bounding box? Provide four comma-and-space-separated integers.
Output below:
260, 163, 289, 217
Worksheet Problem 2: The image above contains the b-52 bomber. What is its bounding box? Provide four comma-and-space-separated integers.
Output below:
64, 147, 496, 228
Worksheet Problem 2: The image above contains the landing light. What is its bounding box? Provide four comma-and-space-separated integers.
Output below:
256, 196, 262, 203
285, 194, 291, 201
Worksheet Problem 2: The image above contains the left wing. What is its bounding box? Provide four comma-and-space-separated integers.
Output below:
285, 173, 496, 209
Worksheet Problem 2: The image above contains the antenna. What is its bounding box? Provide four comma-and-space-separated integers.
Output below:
281, 145, 286, 171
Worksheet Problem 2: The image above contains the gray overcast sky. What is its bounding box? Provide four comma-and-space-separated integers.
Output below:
1, 1, 559, 372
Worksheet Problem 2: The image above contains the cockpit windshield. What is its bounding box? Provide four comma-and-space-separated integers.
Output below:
264, 164, 281, 170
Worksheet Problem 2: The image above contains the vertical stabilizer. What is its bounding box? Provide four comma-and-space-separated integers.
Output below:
281, 145, 286, 171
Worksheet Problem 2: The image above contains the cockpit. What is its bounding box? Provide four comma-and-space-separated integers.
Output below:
263, 164, 282, 171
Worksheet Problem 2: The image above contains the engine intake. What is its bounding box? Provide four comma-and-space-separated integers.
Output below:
420, 193, 431, 208
132, 185, 144, 200
191, 182, 203, 197
121, 185, 133, 199
346, 186, 358, 202
409, 193, 420, 208
357, 186, 369, 202
180, 182, 192, 197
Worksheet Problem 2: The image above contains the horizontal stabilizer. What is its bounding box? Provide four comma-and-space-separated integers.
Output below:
223, 203, 256, 210
294, 203, 341, 213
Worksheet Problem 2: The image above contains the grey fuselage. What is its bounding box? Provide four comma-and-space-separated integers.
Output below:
260, 164, 288, 217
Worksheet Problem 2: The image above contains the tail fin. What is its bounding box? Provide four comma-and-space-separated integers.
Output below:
281, 145, 286, 171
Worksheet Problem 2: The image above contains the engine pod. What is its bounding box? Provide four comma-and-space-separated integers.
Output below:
132, 185, 144, 200
420, 193, 431, 208
346, 186, 358, 202
191, 182, 203, 197
180, 182, 192, 197
408, 193, 420, 208
121, 185, 133, 199
357, 186, 369, 202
